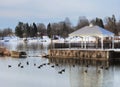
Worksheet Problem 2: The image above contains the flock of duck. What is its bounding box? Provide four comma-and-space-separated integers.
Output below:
7, 61, 66, 74
84, 64, 109, 74
8, 61, 109, 74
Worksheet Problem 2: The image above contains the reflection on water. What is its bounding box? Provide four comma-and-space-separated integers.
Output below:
16, 42, 49, 57
0, 41, 120, 87
49, 58, 117, 87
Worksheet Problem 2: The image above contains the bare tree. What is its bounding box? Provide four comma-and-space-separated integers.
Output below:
76, 16, 89, 29
105, 15, 118, 35
37, 23, 47, 37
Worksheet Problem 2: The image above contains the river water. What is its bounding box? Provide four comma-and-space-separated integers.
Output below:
0, 41, 120, 87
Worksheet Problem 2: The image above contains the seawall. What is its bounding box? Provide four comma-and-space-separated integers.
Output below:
48, 49, 115, 60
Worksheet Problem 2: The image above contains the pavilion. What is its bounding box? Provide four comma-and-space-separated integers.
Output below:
69, 25, 115, 49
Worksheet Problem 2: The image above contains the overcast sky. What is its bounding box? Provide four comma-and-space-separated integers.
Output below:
0, 0, 120, 29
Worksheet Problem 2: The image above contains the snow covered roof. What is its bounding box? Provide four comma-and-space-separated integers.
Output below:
69, 25, 114, 37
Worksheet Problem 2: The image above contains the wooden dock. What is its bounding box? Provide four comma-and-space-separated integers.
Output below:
47, 48, 120, 60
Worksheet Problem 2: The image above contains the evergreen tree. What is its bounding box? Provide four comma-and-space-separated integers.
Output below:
15, 22, 24, 38
91, 18, 104, 28
33, 22, 38, 37
26, 23, 30, 37
29, 24, 34, 37
47, 23, 52, 38
96, 18, 104, 28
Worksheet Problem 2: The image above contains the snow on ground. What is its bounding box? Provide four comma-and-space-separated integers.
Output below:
65, 36, 96, 43
0, 36, 97, 44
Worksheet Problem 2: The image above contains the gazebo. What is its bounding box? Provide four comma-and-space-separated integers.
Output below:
69, 25, 115, 49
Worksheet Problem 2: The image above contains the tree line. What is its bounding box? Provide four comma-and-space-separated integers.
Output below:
0, 28, 13, 39
15, 17, 74, 39
1, 15, 120, 39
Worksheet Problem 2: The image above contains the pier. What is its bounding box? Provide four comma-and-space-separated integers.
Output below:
48, 49, 120, 60
47, 25, 120, 60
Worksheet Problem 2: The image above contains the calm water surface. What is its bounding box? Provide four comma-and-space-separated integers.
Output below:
0, 41, 120, 87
